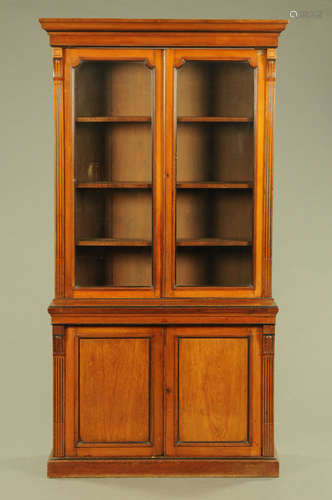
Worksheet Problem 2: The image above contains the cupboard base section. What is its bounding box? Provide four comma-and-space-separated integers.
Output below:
47, 455, 279, 478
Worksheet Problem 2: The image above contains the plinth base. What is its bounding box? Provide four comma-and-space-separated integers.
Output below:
47, 455, 279, 478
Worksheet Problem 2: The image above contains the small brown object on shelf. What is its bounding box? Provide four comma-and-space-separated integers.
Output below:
87, 161, 103, 181
40, 18, 287, 477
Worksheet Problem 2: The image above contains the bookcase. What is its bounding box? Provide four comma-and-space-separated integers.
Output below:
40, 18, 287, 477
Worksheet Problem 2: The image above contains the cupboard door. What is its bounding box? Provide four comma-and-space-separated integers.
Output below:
65, 327, 163, 457
64, 49, 163, 298
165, 326, 261, 457
165, 48, 265, 298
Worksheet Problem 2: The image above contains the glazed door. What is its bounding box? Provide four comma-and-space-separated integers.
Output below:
64, 49, 163, 298
165, 326, 262, 457
65, 327, 163, 457
165, 49, 265, 298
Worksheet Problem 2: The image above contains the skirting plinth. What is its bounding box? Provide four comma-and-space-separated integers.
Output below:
47, 455, 279, 478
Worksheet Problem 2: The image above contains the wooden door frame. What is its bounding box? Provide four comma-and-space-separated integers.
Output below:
164, 48, 266, 298
165, 326, 262, 457
63, 48, 164, 298
65, 326, 164, 457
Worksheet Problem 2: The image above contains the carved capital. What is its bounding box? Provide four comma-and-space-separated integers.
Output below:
263, 334, 275, 355
53, 326, 65, 354
53, 334, 65, 356
52, 48, 63, 80
266, 48, 276, 81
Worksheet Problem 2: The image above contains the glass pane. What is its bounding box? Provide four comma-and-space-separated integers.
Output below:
175, 60, 254, 287
74, 61, 153, 287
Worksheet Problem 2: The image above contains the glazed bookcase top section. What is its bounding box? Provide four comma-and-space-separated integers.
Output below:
39, 18, 288, 48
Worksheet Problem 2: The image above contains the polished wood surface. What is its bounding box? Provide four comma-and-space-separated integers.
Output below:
40, 19, 287, 49
40, 18, 288, 32
41, 18, 285, 478
79, 338, 149, 443
65, 327, 163, 457
165, 326, 261, 457
178, 337, 248, 442
47, 456, 279, 478
49, 304, 278, 325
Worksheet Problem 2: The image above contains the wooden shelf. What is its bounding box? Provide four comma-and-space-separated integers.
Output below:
76, 116, 151, 123
77, 182, 152, 189
76, 239, 152, 247
176, 182, 252, 189
177, 116, 252, 123
176, 238, 251, 247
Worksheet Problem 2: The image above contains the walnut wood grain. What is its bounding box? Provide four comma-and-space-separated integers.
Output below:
165, 326, 261, 457
79, 337, 150, 443
178, 337, 248, 442
65, 327, 163, 457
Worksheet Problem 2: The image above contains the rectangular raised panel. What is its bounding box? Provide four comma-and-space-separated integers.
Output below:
165, 326, 261, 457
65, 326, 163, 457
178, 337, 248, 442
79, 338, 150, 443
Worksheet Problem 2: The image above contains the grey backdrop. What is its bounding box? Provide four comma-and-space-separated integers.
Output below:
1, 0, 331, 498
